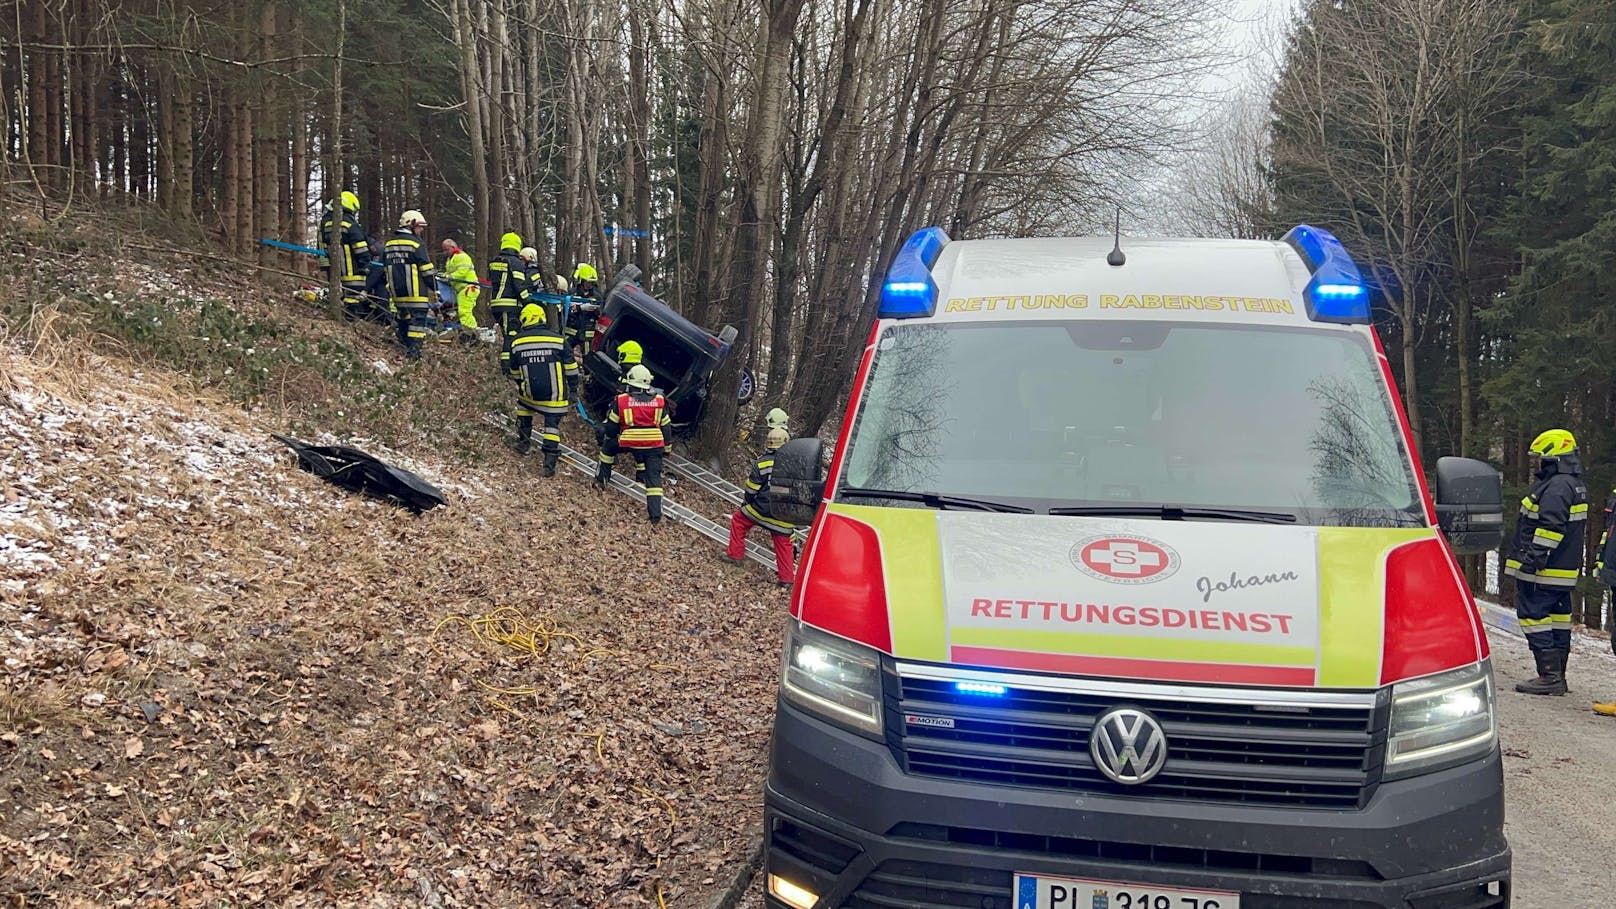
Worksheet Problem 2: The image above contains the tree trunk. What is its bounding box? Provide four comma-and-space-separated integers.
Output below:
325, 0, 346, 317
454, 0, 490, 262
627, 9, 652, 274
693, 0, 809, 465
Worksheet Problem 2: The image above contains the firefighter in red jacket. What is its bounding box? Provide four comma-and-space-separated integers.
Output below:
726, 427, 803, 587
595, 364, 669, 523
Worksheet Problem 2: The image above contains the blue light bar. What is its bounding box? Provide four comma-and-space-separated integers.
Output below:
954, 680, 1008, 697
1281, 224, 1371, 324
879, 227, 951, 319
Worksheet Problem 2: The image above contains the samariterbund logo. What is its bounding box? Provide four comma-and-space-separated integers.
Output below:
1071, 535, 1180, 584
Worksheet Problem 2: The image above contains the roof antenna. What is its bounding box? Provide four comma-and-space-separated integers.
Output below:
1106, 208, 1126, 267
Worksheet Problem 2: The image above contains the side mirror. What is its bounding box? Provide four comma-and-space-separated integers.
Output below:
1434, 456, 1504, 555
768, 437, 826, 527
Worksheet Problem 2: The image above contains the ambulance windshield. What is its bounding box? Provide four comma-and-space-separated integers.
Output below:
839, 320, 1424, 526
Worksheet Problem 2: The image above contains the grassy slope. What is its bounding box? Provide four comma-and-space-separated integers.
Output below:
0, 199, 785, 907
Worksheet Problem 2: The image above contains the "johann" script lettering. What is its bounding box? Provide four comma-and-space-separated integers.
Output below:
1196, 569, 1300, 603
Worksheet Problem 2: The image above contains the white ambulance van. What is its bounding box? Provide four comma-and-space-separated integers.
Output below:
760, 226, 1510, 909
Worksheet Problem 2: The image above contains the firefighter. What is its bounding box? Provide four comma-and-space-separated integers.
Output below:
319, 191, 371, 319
1505, 429, 1589, 696
383, 210, 436, 361
725, 427, 803, 587
508, 303, 578, 475
487, 232, 530, 371
440, 238, 479, 336
595, 365, 669, 523
1590, 490, 1616, 716
566, 262, 602, 355
764, 407, 790, 433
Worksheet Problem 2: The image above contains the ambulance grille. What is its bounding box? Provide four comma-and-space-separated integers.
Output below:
889, 675, 1384, 809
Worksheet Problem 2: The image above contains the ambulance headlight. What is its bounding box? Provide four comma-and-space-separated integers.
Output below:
1384, 661, 1496, 779
782, 621, 883, 734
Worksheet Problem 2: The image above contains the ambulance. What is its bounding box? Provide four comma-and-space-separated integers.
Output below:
759, 226, 1511, 909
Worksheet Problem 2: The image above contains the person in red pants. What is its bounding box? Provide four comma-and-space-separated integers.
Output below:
727, 428, 802, 587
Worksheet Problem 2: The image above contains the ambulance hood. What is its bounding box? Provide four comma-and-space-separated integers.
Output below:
792, 506, 1487, 689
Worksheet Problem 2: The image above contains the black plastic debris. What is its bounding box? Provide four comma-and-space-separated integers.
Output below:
272, 434, 446, 513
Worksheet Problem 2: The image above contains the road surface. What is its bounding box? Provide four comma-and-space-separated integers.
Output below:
1491, 623, 1616, 903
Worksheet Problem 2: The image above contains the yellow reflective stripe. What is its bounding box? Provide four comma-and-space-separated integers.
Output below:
620, 428, 663, 441
1534, 529, 1565, 543
1519, 616, 1553, 628
599, 453, 615, 464
745, 479, 763, 491
645, 487, 664, 496
1316, 527, 1430, 687
1571, 503, 1589, 513
757, 460, 775, 470
1520, 497, 1540, 513
1538, 567, 1579, 578
827, 504, 947, 663
743, 503, 796, 531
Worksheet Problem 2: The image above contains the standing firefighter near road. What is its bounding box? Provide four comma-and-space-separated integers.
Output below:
566, 263, 601, 355
383, 210, 436, 361
508, 303, 577, 474
726, 427, 804, 587
595, 364, 669, 523
487, 233, 530, 371
1506, 429, 1589, 696
441, 238, 479, 337
320, 191, 372, 319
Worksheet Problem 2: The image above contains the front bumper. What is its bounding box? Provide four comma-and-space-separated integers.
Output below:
764, 701, 1510, 909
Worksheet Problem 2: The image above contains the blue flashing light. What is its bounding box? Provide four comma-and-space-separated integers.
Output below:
878, 227, 951, 319
1282, 224, 1371, 324
954, 680, 1008, 697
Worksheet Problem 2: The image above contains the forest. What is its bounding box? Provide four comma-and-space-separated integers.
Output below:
4, 0, 1614, 621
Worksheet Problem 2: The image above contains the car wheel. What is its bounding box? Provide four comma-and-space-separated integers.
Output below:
737, 368, 756, 404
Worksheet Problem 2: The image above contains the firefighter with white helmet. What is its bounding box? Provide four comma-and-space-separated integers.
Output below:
596, 364, 670, 523
382, 210, 435, 360
726, 426, 803, 587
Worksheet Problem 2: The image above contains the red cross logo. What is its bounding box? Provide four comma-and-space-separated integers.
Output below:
1073, 536, 1178, 583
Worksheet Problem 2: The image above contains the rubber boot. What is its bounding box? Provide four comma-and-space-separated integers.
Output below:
543, 449, 558, 477
593, 463, 610, 492
515, 416, 532, 455
1561, 647, 1571, 693
1515, 649, 1567, 696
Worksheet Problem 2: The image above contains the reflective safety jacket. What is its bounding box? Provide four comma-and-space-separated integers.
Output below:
1506, 454, 1588, 587
1596, 487, 1616, 588
742, 449, 798, 533
610, 391, 670, 449
487, 250, 529, 310
444, 250, 479, 300
383, 229, 437, 306
319, 205, 370, 283
509, 325, 578, 414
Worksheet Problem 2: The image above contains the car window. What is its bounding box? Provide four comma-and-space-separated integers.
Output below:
838, 319, 1423, 527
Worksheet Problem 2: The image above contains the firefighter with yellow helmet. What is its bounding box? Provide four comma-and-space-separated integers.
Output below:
383, 210, 436, 360
508, 303, 578, 475
1505, 428, 1588, 696
319, 191, 372, 318
566, 262, 602, 355
487, 232, 530, 370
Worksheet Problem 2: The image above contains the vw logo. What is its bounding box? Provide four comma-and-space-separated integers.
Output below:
1090, 707, 1168, 785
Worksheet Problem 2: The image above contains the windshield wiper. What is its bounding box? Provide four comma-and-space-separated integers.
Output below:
838, 486, 1034, 514
1046, 504, 1297, 524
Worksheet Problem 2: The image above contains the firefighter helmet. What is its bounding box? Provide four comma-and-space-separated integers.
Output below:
500, 232, 522, 251
519, 303, 545, 327
1529, 429, 1577, 457
574, 263, 599, 282
520, 246, 538, 264
766, 428, 788, 450
399, 210, 427, 229
554, 275, 570, 293
617, 340, 643, 365
340, 191, 360, 212
624, 365, 654, 390
764, 407, 789, 430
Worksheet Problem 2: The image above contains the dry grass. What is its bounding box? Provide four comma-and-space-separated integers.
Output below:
0, 195, 788, 907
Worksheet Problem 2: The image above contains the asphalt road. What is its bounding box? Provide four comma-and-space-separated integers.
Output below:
1491, 624, 1616, 904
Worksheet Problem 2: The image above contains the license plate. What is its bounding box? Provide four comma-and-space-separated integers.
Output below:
1013, 872, 1239, 909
